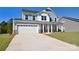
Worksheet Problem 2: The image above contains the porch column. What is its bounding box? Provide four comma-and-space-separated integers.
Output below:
42, 24, 44, 33
47, 24, 50, 33
56, 25, 59, 32
38, 24, 40, 33
51, 24, 52, 32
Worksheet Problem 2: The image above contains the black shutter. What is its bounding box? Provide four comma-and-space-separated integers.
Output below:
50, 17, 52, 22
55, 18, 56, 22
33, 16, 35, 20
25, 15, 28, 20
41, 16, 43, 20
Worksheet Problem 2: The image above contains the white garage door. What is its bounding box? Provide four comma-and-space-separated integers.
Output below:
18, 24, 38, 34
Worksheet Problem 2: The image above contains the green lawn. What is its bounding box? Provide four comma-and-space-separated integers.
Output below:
46, 32, 79, 46
0, 34, 14, 51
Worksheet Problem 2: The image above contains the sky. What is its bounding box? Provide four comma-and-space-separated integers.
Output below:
0, 7, 79, 22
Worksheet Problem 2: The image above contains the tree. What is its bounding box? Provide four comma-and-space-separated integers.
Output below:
1, 21, 7, 33
7, 18, 13, 34
0, 24, 1, 33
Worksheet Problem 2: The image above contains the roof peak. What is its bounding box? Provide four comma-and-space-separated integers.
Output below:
47, 7, 52, 9
45, 7, 52, 11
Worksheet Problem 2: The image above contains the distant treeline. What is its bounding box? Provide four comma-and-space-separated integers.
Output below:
0, 18, 13, 34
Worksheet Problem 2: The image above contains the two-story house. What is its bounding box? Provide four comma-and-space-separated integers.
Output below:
13, 8, 64, 34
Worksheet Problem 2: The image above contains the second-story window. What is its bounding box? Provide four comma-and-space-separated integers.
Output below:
41, 16, 46, 20
33, 16, 35, 21
25, 15, 28, 20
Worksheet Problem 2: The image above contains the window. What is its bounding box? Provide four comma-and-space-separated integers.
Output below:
33, 16, 35, 20
41, 16, 46, 20
25, 15, 28, 20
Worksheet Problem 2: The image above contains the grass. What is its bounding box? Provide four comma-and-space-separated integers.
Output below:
46, 32, 79, 46
0, 34, 14, 51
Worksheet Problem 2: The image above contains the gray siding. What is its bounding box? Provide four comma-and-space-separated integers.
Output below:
62, 18, 79, 32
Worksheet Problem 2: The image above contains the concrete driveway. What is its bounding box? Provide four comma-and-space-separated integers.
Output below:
6, 33, 79, 51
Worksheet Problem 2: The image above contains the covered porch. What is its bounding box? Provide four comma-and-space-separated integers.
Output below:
39, 23, 64, 33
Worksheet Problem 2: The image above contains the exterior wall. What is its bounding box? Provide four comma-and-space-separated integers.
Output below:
36, 15, 41, 21
41, 13, 50, 21
36, 13, 50, 21
28, 16, 33, 20
36, 12, 58, 22
22, 13, 50, 21
22, 10, 58, 22
22, 12, 25, 20
22, 14, 35, 20
48, 11, 57, 22
62, 18, 79, 32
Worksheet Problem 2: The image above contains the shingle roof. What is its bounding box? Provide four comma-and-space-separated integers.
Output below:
22, 8, 57, 16
22, 9, 39, 13
62, 16, 79, 22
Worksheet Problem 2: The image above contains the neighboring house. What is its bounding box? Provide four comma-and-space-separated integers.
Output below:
60, 17, 79, 32
13, 7, 64, 34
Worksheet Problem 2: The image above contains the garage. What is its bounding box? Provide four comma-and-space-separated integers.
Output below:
17, 24, 38, 34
